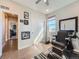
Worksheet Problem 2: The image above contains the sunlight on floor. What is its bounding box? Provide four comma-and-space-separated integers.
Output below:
2, 43, 52, 59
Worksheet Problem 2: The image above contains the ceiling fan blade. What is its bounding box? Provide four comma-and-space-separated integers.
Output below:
36, 0, 41, 4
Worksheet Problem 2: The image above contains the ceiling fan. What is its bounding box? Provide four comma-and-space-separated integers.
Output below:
36, 0, 49, 5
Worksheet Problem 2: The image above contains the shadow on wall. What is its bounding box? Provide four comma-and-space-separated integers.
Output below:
34, 28, 45, 44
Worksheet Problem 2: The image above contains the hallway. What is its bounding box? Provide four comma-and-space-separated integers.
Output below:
3, 39, 18, 53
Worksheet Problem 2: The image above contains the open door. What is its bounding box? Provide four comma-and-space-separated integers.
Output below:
3, 12, 18, 53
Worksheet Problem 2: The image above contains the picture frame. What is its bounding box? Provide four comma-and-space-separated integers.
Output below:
24, 12, 29, 19
21, 31, 30, 40
59, 16, 78, 32
20, 19, 24, 23
24, 20, 29, 25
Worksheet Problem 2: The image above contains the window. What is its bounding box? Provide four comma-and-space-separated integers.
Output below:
48, 17, 56, 32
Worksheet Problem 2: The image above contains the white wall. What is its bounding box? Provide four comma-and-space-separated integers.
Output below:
48, 0, 79, 50
0, 0, 46, 49
0, 10, 2, 58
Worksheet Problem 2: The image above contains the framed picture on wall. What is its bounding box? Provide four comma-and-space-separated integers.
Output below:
20, 19, 24, 23
21, 31, 30, 40
24, 20, 29, 25
24, 12, 29, 19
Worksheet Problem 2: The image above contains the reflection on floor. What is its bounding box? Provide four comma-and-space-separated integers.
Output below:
3, 39, 17, 53
2, 43, 52, 59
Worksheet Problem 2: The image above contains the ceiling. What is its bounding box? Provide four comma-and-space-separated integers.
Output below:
12, 0, 77, 14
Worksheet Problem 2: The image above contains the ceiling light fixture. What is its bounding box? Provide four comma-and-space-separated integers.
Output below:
44, 0, 47, 3
46, 9, 49, 12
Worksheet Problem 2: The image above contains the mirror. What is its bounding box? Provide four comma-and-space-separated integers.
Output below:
59, 17, 78, 32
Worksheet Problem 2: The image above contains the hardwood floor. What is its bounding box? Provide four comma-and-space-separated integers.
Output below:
2, 39, 18, 59
2, 43, 52, 59
3, 39, 18, 53
2, 42, 79, 59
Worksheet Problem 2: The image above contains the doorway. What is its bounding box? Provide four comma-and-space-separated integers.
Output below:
3, 12, 18, 53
